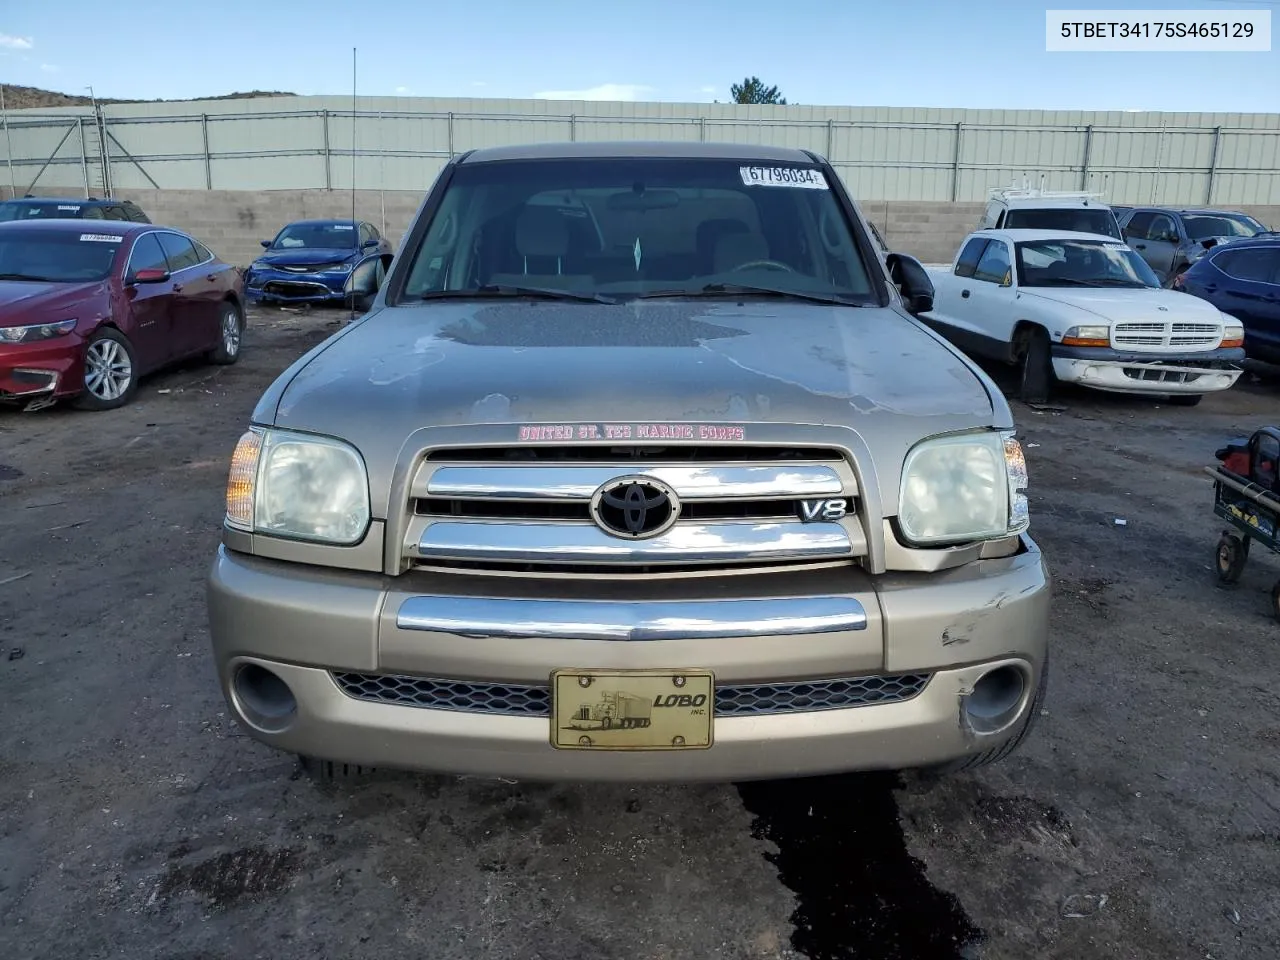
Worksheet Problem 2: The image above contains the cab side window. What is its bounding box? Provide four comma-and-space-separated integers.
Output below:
973, 240, 1012, 286
1123, 211, 1153, 240
955, 238, 988, 279
1146, 214, 1178, 243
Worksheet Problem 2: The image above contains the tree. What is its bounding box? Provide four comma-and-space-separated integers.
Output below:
730, 77, 787, 105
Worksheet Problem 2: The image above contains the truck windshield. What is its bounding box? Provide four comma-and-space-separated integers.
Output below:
1004, 208, 1122, 240
397, 157, 877, 304
1184, 214, 1263, 241
1015, 239, 1160, 288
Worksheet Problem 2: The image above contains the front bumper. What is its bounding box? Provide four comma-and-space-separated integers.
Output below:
0, 337, 83, 400
207, 537, 1051, 782
245, 268, 350, 304
1050, 344, 1245, 395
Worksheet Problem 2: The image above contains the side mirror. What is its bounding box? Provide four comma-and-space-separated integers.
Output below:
885, 253, 934, 315
362, 237, 379, 249
132, 267, 170, 284
260, 239, 271, 248
345, 254, 392, 312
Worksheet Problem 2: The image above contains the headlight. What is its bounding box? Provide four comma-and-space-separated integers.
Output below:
225, 427, 371, 545
1061, 325, 1110, 348
0, 318, 77, 343
1221, 320, 1245, 349
898, 431, 1029, 546
334, 260, 355, 273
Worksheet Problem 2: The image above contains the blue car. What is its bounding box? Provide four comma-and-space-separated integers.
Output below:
245, 219, 393, 306
1175, 237, 1280, 364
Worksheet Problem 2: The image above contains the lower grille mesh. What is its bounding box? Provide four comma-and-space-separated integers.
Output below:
332, 672, 930, 717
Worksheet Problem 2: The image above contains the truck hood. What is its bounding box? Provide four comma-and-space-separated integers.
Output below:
266, 300, 1001, 516
1018, 286, 1225, 324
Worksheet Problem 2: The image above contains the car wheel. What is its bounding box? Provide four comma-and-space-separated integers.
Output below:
297, 754, 375, 784
1216, 532, 1249, 585
73, 328, 138, 411
1019, 328, 1055, 404
910, 654, 1050, 784
1166, 393, 1202, 407
207, 301, 243, 365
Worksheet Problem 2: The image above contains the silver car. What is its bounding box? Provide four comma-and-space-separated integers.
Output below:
207, 142, 1051, 783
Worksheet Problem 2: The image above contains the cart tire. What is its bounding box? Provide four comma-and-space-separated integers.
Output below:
1272, 580, 1280, 622
1216, 533, 1249, 585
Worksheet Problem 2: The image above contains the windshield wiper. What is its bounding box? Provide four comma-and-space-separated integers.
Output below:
419, 284, 616, 305
0, 272, 60, 282
638, 283, 863, 307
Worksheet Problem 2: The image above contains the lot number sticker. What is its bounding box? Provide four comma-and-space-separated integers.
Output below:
80, 233, 123, 243
739, 166, 829, 190
58, 205, 82, 211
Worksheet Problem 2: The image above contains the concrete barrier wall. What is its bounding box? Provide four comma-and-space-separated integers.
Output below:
6, 185, 1278, 270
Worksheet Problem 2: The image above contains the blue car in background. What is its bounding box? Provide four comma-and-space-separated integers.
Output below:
245, 219, 393, 306
1175, 237, 1280, 364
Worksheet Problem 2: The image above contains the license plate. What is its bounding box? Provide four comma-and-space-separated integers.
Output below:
550, 669, 714, 751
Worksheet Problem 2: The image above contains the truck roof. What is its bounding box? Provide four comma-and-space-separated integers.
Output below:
977, 228, 1130, 244
460, 141, 819, 165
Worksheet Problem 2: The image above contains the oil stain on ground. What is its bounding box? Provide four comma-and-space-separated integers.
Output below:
157, 845, 301, 908
738, 773, 983, 960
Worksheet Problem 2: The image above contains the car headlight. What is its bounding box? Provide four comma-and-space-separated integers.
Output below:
1221, 319, 1245, 349
250, 260, 270, 271
898, 431, 1029, 546
0, 318, 77, 344
1061, 325, 1110, 348
334, 260, 355, 273
225, 427, 371, 545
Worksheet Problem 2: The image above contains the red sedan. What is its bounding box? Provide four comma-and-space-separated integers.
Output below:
0, 220, 246, 411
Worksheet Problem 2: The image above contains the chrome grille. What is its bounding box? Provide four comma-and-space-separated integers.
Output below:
332, 672, 931, 717
1113, 320, 1221, 351
404, 445, 865, 573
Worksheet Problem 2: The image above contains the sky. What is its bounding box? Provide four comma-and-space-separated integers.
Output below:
2, 0, 1278, 113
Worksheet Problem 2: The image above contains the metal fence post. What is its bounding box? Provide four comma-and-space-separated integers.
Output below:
1080, 124, 1093, 189
1206, 125, 1221, 205
826, 119, 833, 160
77, 117, 90, 197
201, 113, 212, 190
98, 108, 113, 198
951, 123, 963, 202
699, 117, 706, 142
322, 109, 331, 190
570, 114, 576, 141
447, 112, 455, 158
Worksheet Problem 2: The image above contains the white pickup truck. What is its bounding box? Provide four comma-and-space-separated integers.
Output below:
920, 228, 1247, 406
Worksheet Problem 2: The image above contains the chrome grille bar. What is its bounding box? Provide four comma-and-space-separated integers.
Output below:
417, 520, 858, 566
420, 464, 846, 500
395, 595, 868, 640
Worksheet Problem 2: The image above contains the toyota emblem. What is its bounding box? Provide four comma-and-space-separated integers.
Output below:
590, 476, 681, 539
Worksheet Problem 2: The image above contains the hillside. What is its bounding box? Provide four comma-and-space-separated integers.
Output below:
0, 83, 296, 110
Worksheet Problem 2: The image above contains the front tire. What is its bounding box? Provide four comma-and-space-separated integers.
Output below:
73, 327, 138, 411
207, 300, 243, 365
1019, 328, 1055, 404
1216, 532, 1249, 584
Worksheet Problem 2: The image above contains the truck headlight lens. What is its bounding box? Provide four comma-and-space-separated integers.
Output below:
224, 427, 371, 545
1061, 325, 1110, 347
898, 431, 1029, 546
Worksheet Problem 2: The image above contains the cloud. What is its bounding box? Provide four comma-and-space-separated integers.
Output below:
700, 85, 717, 95
471, 81, 487, 88
394, 86, 410, 94
39, 63, 59, 73
0, 34, 33, 50
533, 83, 655, 102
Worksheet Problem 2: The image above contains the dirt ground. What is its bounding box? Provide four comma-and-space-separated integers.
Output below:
2, 305, 1279, 960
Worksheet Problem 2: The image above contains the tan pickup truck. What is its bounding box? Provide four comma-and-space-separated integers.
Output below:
207, 141, 1050, 783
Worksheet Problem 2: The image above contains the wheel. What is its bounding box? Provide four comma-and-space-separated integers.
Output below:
207, 300, 243, 365
1166, 394, 1202, 407
73, 327, 138, 411
297, 755, 375, 784
1018, 328, 1055, 404
1215, 532, 1249, 585
912, 654, 1050, 782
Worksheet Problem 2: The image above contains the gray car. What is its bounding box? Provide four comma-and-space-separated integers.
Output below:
206, 141, 1050, 784
1119, 206, 1270, 284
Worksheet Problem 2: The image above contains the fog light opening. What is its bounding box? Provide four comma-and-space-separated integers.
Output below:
964, 665, 1027, 735
232, 663, 297, 733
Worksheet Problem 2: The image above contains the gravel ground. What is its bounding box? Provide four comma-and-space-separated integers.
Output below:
2, 305, 1279, 960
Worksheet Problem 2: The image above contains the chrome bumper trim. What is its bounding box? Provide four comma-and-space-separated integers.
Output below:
420, 464, 846, 500
395, 595, 868, 640
416, 520, 858, 565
